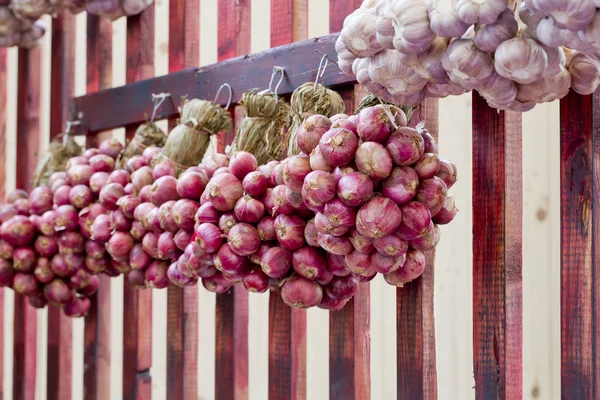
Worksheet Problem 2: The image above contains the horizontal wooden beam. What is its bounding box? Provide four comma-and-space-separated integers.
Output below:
68, 33, 352, 134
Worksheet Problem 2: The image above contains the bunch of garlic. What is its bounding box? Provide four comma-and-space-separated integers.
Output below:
335, 0, 600, 112
85, 0, 153, 21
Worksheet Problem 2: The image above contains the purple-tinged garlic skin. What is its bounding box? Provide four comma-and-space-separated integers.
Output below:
494, 37, 548, 84
456, 0, 508, 25
568, 52, 600, 95
516, 68, 571, 104
425, 81, 467, 98
9, 0, 53, 20
475, 72, 517, 110
426, 0, 470, 38
441, 38, 494, 90
336, 36, 358, 77
581, 10, 600, 52
369, 49, 429, 97
340, 8, 383, 58
396, 37, 450, 84
530, 0, 595, 31
473, 8, 518, 52
376, 0, 435, 54
542, 45, 566, 77
353, 58, 388, 98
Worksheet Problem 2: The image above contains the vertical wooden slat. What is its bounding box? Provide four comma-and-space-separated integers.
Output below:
14, 46, 41, 400
396, 99, 439, 400
560, 90, 600, 398
122, 5, 155, 399
328, 4, 371, 399
214, 2, 250, 400
47, 11, 76, 400
0, 47, 7, 400
166, 0, 200, 398
267, 2, 308, 399
472, 92, 523, 399
83, 15, 113, 400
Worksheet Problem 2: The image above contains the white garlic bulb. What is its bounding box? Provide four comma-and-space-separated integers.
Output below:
336, 35, 357, 76
530, 0, 595, 31
519, 3, 543, 40
396, 36, 450, 84
476, 72, 517, 109
543, 45, 566, 77
568, 52, 600, 95
494, 36, 548, 84
122, 0, 153, 16
360, 0, 379, 9
441, 38, 494, 90
426, 0, 470, 38
473, 8, 518, 52
386, 89, 426, 107
340, 8, 384, 58
353, 57, 389, 98
0, 6, 23, 36
368, 49, 429, 96
425, 81, 468, 98
516, 68, 571, 103
376, 0, 435, 54
456, 0, 508, 25
581, 10, 600, 51
536, 17, 567, 48
9, 0, 53, 19
18, 20, 45, 49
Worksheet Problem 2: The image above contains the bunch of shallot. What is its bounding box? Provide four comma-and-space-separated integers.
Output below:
336, 0, 600, 112
168, 105, 457, 310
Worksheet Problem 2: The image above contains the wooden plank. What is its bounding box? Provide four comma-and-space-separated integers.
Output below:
560, 90, 600, 398
47, 12, 76, 400
68, 33, 352, 134
83, 14, 112, 400
472, 92, 523, 399
166, 1, 200, 398
122, 6, 155, 399
396, 99, 439, 400
14, 46, 41, 400
213, 2, 250, 399
329, 0, 360, 33
267, 2, 308, 399
0, 47, 6, 400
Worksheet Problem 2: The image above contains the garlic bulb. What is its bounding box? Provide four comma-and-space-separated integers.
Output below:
377, 0, 435, 54
353, 57, 388, 98
368, 49, 429, 96
441, 38, 494, 90
49, 0, 85, 13
519, 3, 543, 40
0, 6, 23, 36
426, 0, 470, 38
474, 8, 518, 52
122, 0, 153, 15
386, 89, 426, 107
456, 0, 508, 25
336, 36, 357, 76
494, 36, 548, 84
18, 20, 45, 49
568, 52, 600, 95
360, 0, 379, 9
396, 36, 450, 84
0, 32, 21, 47
425, 81, 468, 98
530, 0, 595, 31
86, 0, 122, 19
9, 0, 53, 19
506, 99, 536, 112
542, 45, 566, 77
581, 10, 600, 51
536, 17, 567, 48
340, 8, 383, 58
516, 68, 571, 103
476, 72, 517, 109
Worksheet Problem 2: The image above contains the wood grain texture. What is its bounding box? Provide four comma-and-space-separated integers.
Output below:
396, 99, 439, 400
559, 90, 600, 398
472, 92, 523, 399
270, 0, 308, 47
69, 33, 352, 134
122, 6, 155, 399
47, 12, 76, 400
0, 47, 6, 400
14, 46, 41, 400
166, 1, 200, 398
83, 15, 112, 400
328, 0, 361, 32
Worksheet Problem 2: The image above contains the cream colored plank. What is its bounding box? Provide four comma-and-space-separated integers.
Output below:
370, 275, 396, 399
306, 308, 328, 400
307, 0, 329, 38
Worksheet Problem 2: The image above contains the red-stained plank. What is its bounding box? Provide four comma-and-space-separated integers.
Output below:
0, 47, 6, 400
166, 1, 200, 398
560, 90, 600, 398
47, 12, 76, 400
83, 15, 113, 400
267, 3, 308, 399
14, 46, 41, 400
472, 92, 523, 399
328, 0, 361, 32
122, 6, 155, 400
396, 99, 439, 400
214, 2, 251, 400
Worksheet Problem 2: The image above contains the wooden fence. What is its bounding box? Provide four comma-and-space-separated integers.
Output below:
0, 0, 594, 399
